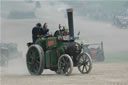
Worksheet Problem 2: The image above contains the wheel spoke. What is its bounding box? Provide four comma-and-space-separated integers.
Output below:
65, 67, 70, 74
65, 60, 70, 73
78, 62, 83, 67
82, 65, 85, 72
82, 55, 85, 61
66, 57, 69, 62
35, 63, 39, 70
84, 65, 88, 72
27, 61, 33, 65
60, 59, 65, 66
84, 54, 87, 59
28, 52, 33, 59
36, 60, 40, 64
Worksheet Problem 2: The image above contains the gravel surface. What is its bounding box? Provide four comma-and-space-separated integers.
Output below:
1, 62, 128, 85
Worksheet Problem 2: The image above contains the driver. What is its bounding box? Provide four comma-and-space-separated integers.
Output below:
32, 23, 44, 43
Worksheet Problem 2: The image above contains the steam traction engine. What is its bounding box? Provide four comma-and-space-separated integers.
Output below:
26, 9, 92, 76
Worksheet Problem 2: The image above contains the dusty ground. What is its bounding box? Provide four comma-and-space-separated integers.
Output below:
1, 62, 128, 85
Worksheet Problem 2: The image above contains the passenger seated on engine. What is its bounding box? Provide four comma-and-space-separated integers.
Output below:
58, 24, 68, 36
54, 24, 69, 38
32, 23, 50, 43
42, 23, 49, 36
62, 26, 68, 36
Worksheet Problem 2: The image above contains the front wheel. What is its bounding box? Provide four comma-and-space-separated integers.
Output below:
26, 45, 44, 75
58, 54, 73, 76
77, 53, 92, 74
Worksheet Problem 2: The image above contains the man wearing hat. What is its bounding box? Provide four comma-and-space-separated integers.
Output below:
32, 23, 44, 43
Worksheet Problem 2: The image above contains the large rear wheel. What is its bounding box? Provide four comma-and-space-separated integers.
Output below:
26, 45, 44, 75
77, 53, 92, 74
58, 54, 73, 76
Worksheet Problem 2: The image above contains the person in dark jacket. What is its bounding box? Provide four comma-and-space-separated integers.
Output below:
32, 23, 44, 43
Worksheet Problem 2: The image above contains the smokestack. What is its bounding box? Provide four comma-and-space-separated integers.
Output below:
67, 8, 74, 40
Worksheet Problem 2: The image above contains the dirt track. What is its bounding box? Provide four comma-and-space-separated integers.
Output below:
1, 62, 128, 85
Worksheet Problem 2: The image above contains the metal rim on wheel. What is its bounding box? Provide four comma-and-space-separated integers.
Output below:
26, 45, 44, 75
77, 53, 92, 74
58, 54, 73, 76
